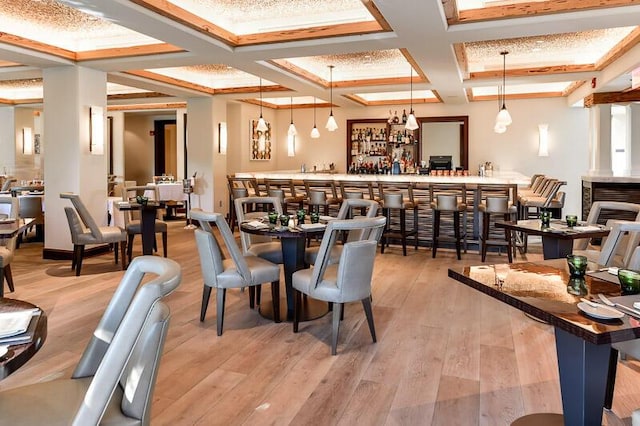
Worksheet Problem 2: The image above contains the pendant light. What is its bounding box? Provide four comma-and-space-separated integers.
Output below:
311, 97, 320, 138
405, 66, 419, 131
288, 97, 297, 136
256, 78, 268, 132
325, 65, 338, 131
494, 51, 512, 131
493, 84, 507, 133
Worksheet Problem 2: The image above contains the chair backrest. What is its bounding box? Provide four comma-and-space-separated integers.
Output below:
64, 207, 88, 244
71, 256, 180, 425
60, 193, 102, 238
234, 196, 282, 253
575, 201, 640, 250
18, 195, 44, 223
309, 216, 386, 297
597, 220, 640, 267
0, 196, 18, 219
1, 178, 15, 192
191, 209, 253, 283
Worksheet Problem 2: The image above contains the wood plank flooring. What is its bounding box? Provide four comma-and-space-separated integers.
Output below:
2, 222, 640, 425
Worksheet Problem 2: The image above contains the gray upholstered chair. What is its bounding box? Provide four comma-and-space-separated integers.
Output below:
61, 193, 127, 276
304, 198, 379, 266
0, 235, 16, 298
121, 185, 168, 262
0, 177, 15, 192
234, 196, 284, 265
18, 194, 44, 240
0, 256, 181, 425
0, 195, 18, 219
292, 216, 386, 355
191, 209, 282, 334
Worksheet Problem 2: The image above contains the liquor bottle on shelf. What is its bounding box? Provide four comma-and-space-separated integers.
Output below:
393, 111, 400, 124
402, 109, 407, 124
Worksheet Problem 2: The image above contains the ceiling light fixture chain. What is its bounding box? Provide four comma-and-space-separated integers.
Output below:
494, 50, 512, 133
405, 65, 419, 131
257, 77, 268, 132
326, 65, 338, 131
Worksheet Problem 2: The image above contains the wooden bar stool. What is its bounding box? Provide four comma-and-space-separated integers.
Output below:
478, 185, 517, 262
430, 184, 466, 260
379, 183, 419, 256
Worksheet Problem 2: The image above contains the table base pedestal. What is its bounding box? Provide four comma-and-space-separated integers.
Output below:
511, 413, 563, 426
259, 296, 329, 322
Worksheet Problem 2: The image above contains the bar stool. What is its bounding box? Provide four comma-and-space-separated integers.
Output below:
430, 184, 466, 260
264, 178, 304, 214
478, 185, 517, 262
379, 183, 419, 256
303, 180, 341, 216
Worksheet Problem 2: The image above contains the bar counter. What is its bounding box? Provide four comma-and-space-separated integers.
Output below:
233, 170, 531, 250
235, 170, 530, 186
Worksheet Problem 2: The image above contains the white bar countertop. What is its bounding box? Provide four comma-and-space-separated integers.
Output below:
582, 175, 640, 184
235, 170, 531, 186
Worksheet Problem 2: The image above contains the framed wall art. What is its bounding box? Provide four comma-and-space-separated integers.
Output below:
250, 119, 271, 160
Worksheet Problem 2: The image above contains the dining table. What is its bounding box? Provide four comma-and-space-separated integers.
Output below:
240, 220, 328, 321
448, 258, 640, 426
0, 218, 34, 242
0, 298, 47, 380
495, 219, 610, 259
115, 201, 164, 256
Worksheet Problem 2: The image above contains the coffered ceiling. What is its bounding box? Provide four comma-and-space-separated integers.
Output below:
0, 0, 638, 110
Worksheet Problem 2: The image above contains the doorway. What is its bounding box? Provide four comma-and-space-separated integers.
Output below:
154, 120, 177, 178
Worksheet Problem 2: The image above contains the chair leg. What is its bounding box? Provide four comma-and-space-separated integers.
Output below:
201, 285, 212, 321
362, 297, 376, 343
481, 212, 490, 262
293, 289, 302, 333
249, 286, 256, 309
120, 241, 127, 270
71, 244, 80, 271
432, 210, 440, 258
505, 213, 513, 263
0, 266, 4, 297
162, 231, 168, 257
127, 234, 134, 263
4, 264, 14, 293
400, 208, 407, 256
414, 207, 419, 251
216, 288, 226, 336
271, 280, 281, 323
381, 208, 389, 254
331, 303, 343, 355
113, 242, 119, 265
76, 245, 85, 276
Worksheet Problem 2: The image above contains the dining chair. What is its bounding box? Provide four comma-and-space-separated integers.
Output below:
60, 193, 127, 276
304, 198, 379, 266
191, 209, 282, 334
292, 216, 386, 355
0, 235, 17, 297
121, 185, 168, 262
594, 220, 640, 267
234, 196, 284, 265
18, 194, 44, 241
0, 177, 15, 193
0, 196, 18, 219
0, 256, 181, 425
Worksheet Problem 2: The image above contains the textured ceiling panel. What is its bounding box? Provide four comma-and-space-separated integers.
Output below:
472, 81, 574, 96
145, 65, 277, 89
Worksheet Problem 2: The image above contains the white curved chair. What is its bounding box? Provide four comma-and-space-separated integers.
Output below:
292, 216, 386, 355
0, 256, 181, 425
191, 209, 282, 334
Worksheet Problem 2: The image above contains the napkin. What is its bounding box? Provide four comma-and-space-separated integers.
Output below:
0, 309, 38, 338
299, 223, 326, 230
245, 220, 268, 229
572, 225, 601, 232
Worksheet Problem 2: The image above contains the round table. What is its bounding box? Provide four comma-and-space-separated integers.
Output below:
240, 222, 329, 321
0, 298, 47, 380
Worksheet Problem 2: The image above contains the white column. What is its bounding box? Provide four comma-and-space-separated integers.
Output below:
588, 104, 613, 176
175, 108, 186, 181
109, 111, 125, 179
43, 66, 107, 251
186, 97, 227, 213
0, 108, 16, 176
629, 103, 640, 175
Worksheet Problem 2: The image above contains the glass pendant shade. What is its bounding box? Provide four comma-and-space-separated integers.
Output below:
311, 126, 320, 138
325, 113, 338, 131
257, 116, 268, 132
405, 111, 418, 130
288, 122, 297, 136
494, 122, 507, 134
495, 106, 512, 126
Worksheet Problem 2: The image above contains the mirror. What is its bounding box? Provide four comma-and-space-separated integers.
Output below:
418, 116, 468, 170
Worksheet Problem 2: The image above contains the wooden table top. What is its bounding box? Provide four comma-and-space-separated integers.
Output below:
0, 218, 34, 239
0, 298, 47, 380
495, 219, 610, 240
448, 259, 640, 345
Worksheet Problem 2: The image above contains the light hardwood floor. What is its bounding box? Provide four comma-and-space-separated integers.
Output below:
2, 222, 640, 425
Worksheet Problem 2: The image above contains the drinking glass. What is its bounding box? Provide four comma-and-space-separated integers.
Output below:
565, 215, 578, 227
310, 212, 320, 224
566, 254, 588, 278
268, 211, 278, 225
279, 214, 290, 226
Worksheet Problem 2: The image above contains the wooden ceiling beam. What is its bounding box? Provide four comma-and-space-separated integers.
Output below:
584, 89, 640, 107
470, 64, 593, 80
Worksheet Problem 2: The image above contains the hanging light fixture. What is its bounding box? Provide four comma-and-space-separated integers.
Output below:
325, 65, 338, 131
256, 78, 268, 132
405, 66, 419, 131
494, 51, 512, 131
311, 97, 320, 138
287, 97, 296, 156
288, 97, 297, 136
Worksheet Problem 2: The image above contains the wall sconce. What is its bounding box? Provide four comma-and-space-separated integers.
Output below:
538, 123, 549, 157
89, 106, 104, 155
218, 122, 227, 155
22, 127, 33, 155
